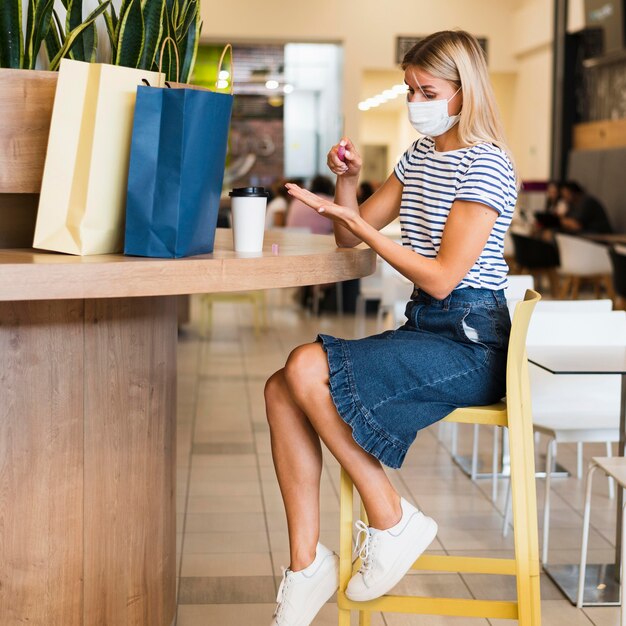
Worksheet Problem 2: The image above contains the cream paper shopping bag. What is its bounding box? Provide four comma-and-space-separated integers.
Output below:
34, 60, 164, 255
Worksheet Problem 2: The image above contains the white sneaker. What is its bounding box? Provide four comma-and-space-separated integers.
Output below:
271, 543, 339, 626
345, 498, 437, 602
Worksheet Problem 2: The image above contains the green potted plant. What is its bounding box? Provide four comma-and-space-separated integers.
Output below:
0, 0, 202, 194
99, 0, 202, 81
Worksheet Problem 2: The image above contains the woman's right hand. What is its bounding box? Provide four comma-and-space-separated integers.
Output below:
327, 137, 362, 179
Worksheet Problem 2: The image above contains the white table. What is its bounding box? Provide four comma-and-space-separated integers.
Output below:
529, 346, 626, 606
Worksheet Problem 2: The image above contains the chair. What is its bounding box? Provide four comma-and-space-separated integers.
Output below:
554, 233, 613, 299
448, 275, 534, 503
610, 244, 626, 310
201, 291, 267, 338
578, 456, 626, 624
338, 290, 542, 625
510, 232, 560, 296
501, 311, 626, 566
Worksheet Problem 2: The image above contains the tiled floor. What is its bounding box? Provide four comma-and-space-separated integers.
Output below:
175, 290, 621, 625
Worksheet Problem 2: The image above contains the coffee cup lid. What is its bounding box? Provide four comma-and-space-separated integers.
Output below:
229, 186, 270, 198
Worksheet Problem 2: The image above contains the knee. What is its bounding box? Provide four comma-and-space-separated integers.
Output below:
264, 369, 285, 407
284, 343, 328, 401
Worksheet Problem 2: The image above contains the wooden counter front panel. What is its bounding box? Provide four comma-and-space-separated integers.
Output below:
0, 297, 177, 625
83, 297, 177, 626
0, 300, 84, 625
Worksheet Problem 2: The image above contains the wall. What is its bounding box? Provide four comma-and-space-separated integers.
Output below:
200, 0, 519, 143
508, 0, 554, 179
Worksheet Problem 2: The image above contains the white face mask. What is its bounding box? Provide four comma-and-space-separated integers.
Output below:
407, 86, 462, 137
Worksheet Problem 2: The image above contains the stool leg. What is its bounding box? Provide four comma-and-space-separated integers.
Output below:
577, 442, 583, 479
577, 463, 599, 607
607, 442, 616, 500
451, 422, 458, 456
542, 438, 556, 565
359, 611, 371, 626
471, 424, 480, 480
492, 426, 500, 502
502, 477, 512, 537
339, 468, 354, 626
338, 608, 350, 626
509, 371, 542, 626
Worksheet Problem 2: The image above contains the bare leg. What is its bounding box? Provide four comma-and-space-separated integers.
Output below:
283, 342, 402, 530
265, 369, 323, 571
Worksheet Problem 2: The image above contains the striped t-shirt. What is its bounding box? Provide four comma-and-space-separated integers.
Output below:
394, 136, 517, 291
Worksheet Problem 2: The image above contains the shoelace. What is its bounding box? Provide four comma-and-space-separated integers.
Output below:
353, 520, 373, 574
273, 566, 290, 619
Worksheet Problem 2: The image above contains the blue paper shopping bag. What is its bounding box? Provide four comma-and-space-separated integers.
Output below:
124, 46, 233, 258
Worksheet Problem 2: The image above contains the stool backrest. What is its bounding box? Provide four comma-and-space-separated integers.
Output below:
507, 289, 541, 424
506, 288, 541, 575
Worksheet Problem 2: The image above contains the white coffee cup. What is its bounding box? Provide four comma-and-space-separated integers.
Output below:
229, 187, 270, 253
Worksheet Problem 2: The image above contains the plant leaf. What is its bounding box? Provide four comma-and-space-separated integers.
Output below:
49, 0, 109, 70
66, 0, 84, 60
139, 0, 164, 70
115, 0, 144, 68
99, 0, 116, 56
82, 21, 98, 62
157, 1, 178, 80
176, 0, 195, 41
44, 11, 62, 64
28, 0, 55, 68
0, 0, 23, 67
179, 12, 201, 83
114, 0, 128, 42
23, 0, 35, 68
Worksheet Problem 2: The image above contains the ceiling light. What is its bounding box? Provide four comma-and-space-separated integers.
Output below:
265, 80, 279, 90
383, 89, 397, 99
218, 70, 230, 80
393, 83, 408, 93
358, 102, 370, 111
217, 79, 229, 89
283, 84, 294, 94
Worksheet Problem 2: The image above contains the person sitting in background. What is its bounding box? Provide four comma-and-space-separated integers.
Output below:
265, 178, 292, 228
559, 181, 613, 234
545, 180, 568, 216
285, 175, 335, 234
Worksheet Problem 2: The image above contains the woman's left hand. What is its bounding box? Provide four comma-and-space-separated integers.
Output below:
285, 183, 361, 232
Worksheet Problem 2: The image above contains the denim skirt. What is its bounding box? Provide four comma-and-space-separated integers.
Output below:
317, 287, 511, 469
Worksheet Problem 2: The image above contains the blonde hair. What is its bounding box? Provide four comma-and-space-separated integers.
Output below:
402, 30, 518, 184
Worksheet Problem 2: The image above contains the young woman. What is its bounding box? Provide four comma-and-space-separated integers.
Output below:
265, 30, 517, 626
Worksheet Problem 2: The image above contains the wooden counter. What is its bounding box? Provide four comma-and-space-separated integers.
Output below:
0, 230, 375, 626
0, 229, 373, 300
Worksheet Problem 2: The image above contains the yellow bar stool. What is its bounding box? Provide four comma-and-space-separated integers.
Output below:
338, 289, 542, 625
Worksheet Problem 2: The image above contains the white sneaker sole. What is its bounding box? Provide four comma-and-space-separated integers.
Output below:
293, 555, 339, 626
345, 516, 438, 602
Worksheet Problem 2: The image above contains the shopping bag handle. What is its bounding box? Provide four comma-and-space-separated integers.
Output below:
216, 44, 234, 95
159, 36, 181, 82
